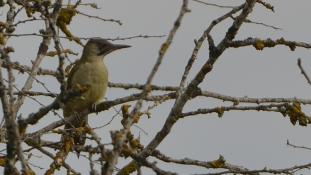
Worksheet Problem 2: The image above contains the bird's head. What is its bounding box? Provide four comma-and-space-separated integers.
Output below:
82, 38, 130, 60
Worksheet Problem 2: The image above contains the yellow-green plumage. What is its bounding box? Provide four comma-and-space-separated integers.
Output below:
63, 38, 130, 147
64, 59, 108, 118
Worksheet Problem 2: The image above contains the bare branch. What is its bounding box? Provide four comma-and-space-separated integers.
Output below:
37, 147, 80, 175
256, 0, 274, 12
178, 3, 245, 90
180, 103, 286, 118
13, 20, 52, 112
152, 150, 251, 172
230, 16, 281, 30
287, 140, 311, 151
5, 33, 165, 41
76, 10, 122, 25
132, 154, 177, 175
228, 38, 311, 51
201, 162, 311, 175
192, 0, 237, 8
297, 58, 311, 86
1, 60, 57, 76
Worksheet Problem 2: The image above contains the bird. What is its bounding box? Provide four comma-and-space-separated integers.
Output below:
63, 38, 130, 149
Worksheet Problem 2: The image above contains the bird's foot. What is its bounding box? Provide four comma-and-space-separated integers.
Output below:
91, 103, 98, 113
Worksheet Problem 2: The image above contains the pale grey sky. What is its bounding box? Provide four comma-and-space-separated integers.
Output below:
2, 0, 311, 174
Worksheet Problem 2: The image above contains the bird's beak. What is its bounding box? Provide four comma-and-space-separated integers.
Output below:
98, 44, 131, 56
112, 44, 131, 50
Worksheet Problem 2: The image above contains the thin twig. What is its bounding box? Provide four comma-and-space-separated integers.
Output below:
201, 162, 311, 175
192, 0, 236, 8
287, 140, 311, 151
1, 60, 57, 76
180, 103, 287, 118
76, 10, 122, 25
5, 33, 165, 41
228, 37, 311, 51
230, 15, 281, 30
297, 58, 311, 86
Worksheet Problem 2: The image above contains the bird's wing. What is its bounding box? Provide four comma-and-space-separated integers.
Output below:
66, 60, 81, 90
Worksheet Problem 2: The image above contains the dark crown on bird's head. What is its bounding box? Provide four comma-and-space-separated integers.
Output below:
82, 38, 130, 58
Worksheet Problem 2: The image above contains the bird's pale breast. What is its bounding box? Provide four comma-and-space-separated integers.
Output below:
64, 60, 108, 117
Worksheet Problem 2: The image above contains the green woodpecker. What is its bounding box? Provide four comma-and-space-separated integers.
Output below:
63, 38, 130, 146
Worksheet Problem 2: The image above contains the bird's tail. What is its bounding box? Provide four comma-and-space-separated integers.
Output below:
65, 115, 87, 145
62, 114, 88, 155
